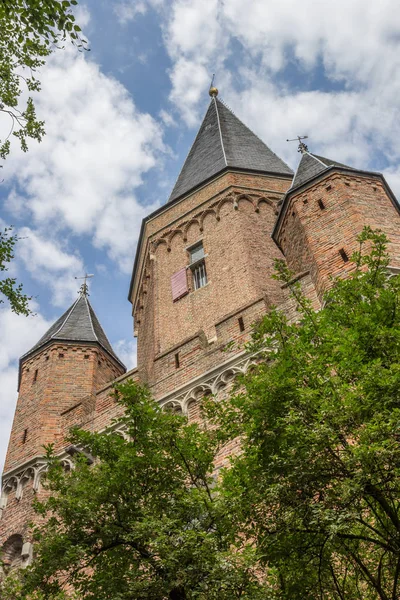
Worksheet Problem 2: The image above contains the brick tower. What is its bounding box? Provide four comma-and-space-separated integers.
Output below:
0, 288, 125, 573
2, 88, 400, 575
129, 89, 294, 417
272, 150, 400, 299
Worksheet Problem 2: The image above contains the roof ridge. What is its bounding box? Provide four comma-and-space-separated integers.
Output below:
213, 97, 227, 166
84, 295, 99, 343
87, 299, 115, 350
217, 97, 293, 173
308, 152, 329, 167
167, 99, 214, 203
50, 296, 80, 340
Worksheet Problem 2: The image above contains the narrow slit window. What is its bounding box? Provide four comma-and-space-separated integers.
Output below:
339, 248, 349, 262
22, 429, 28, 444
189, 242, 207, 290
318, 199, 325, 210
238, 316, 245, 332
33, 369, 38, 383
174, 353, 180, 369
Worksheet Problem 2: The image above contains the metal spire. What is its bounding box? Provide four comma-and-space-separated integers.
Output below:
209, 73, 218, 97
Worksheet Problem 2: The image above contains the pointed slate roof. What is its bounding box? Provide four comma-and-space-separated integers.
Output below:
168, 97, 293, 203
291, 152, 356, 190
21, 294, 125, 369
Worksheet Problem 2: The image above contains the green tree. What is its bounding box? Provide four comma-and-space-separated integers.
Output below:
0, 226, 31, 314
209, 228, 400, 599
11, 382, 268, 600
0, 0, 86, 160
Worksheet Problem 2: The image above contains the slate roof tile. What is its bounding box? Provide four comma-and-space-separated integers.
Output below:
291, 152, 356, 189
168, 97, 293, 203
22, 295, 125, 368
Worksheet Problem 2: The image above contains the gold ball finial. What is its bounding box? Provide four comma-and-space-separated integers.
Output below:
209, 86, 218, 97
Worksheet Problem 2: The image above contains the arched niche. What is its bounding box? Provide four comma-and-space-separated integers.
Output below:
1, 534, 23, 575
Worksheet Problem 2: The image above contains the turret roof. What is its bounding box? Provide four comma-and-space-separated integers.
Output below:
291, 152, 356, 190
21, 294, 125, 369
168, 96, 293, 203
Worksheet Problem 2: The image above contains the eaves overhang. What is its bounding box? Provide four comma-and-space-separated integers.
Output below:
271, 166, 400, 248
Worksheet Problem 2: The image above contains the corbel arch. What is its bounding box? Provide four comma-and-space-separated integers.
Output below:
216, 194, 235, 219
199, 209, 217, 230
182, 219, 201, 240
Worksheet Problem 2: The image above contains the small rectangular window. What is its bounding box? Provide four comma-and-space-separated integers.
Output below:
189, 242, 207, 290
238, 316, 245, 332
22, 429, 28, 444
33, 369, 38, 383
318, 199, 325, 210
192, 261, 207, 290
189, 243, 205, 264
175, 353, 180, 369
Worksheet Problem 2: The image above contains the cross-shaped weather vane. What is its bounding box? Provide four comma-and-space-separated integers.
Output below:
75, 273, 94, 297
287, 135, 309, 153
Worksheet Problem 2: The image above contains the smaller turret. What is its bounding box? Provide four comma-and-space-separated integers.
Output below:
273, 151, 400, 299
0, 291, 125, 559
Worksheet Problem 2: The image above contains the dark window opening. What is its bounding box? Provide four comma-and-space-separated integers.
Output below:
318, 199, 325, 210
238, 316, 245, 332
303, 198, 308, 204
84, 354, 89, 359
292, 211, 295, 217
373, 186, 377, 191
345, 182, 351, 187
22, 429, 28, 444
58, 353, 64, 358
45, 356, 49, 361
174, 353, 180, 369
339, 248, 349, 262
33, 369, 38, 383
326, 185, 332, 191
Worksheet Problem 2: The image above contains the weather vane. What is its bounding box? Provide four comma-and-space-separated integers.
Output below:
287, 135, 309, 153
75, 273, 94, 297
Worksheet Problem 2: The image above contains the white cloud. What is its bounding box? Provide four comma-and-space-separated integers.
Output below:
114, 1, 147, 25
114, 338, 137, 370
4, 44, 166, 273
17, 227, 85, 307
161, 0, 400, 197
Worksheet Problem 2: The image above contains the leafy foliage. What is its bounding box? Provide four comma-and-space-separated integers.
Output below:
14, 382, 267, 599
208, 228, 400, 599
0, 226, 31, 314
0, 0, 86, 159
5, 228, 399, 599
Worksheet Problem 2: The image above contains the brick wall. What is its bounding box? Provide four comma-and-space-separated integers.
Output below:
276, 172, 400, 299
133, 171, 292, 390
4, 344, 124, 474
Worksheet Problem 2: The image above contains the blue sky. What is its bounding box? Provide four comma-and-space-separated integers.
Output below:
1, 0, 400, 471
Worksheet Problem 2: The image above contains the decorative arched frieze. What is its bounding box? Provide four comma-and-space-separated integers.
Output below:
167, 229, 184, 251
183, 218, 201, 240
199, 209, 217, 231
